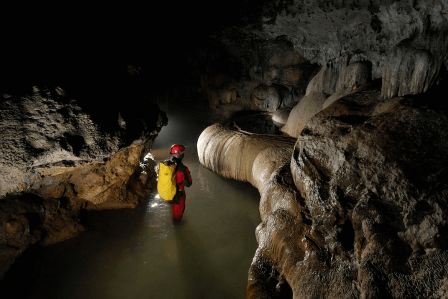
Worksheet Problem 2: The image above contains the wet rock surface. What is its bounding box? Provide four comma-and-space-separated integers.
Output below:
189, 0, 447, 123
281, 92, 328, 138
2, 0, 448, 297
288, 83, 448, 298
0, 86, 165, 279
193, 7, 448, 298
198, 81, 448, 298
198, 123, 296, 188
193, 1, 448, 297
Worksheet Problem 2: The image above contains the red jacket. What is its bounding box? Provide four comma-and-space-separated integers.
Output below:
173, 161, 192, 204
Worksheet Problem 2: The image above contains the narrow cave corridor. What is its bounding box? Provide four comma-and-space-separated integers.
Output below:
2, 1, 448, 298
0, 93, 261, 299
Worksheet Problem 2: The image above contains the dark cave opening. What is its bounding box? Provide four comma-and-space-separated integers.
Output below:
277, 280, 294, 299
229, 110, 284, 135
63, 133, 85, 157
339, 219, 355, 251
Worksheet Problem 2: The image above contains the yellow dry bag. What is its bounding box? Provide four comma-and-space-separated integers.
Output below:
157, 161, 177, 200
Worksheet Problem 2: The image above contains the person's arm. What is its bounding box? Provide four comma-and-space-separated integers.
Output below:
183, 167, 192, 187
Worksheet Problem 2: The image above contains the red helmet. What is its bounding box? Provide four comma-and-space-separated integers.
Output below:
170, 144, 185, 157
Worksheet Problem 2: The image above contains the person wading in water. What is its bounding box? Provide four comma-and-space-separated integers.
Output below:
168, 144, 192, 220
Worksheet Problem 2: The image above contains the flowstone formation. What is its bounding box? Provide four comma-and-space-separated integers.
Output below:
0, 85, 165, 279
196, 1, 448, 297
198, 81, 448, 298
190, 0, 447, 118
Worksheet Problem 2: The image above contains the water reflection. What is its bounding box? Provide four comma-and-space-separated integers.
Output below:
0, 96, 262, 299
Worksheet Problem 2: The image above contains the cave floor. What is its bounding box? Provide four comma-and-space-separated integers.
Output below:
0, 92, 261, 299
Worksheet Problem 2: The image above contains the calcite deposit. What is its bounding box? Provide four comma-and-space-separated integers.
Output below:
191, 0, 447, 111
1, 0, 448, 297
196, 1, 448, 297
198, 81, 448, 298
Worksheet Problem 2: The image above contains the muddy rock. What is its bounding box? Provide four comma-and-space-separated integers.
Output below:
34, 143, 154, 210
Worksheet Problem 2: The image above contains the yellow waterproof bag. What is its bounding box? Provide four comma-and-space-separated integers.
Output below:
157, 162, 177, 200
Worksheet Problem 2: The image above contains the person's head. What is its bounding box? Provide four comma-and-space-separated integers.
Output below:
170, 144, 186, 161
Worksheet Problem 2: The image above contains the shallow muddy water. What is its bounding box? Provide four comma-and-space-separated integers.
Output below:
0, 94, 262, 299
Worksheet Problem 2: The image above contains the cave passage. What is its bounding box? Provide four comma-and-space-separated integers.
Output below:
1, 93, 261, 299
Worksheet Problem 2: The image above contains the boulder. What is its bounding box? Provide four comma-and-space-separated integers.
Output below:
285, 83, 448, 298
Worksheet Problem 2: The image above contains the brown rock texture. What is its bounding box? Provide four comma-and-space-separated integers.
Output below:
287, 83, 448, 298
198, 81, 448, 298
0, 86, 164, 279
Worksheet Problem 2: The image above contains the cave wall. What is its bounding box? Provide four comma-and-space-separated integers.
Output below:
195, 0, 448, 298
286, 84, 448, 298
0, 82, 165, 279
190, 0, 447, 119
198, 81, 448, 299
1, 0, 448, 295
